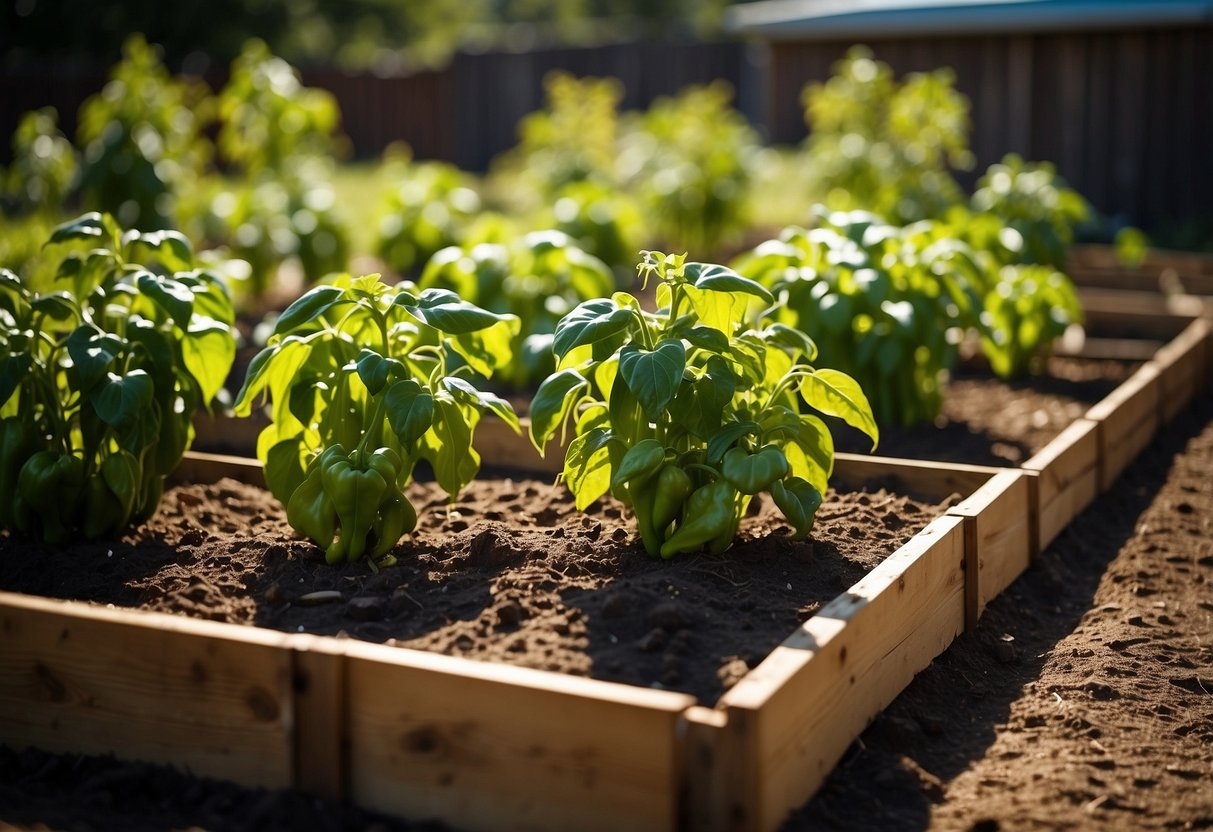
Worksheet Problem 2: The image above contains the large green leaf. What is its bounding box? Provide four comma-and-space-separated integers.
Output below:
47, 212, 120, 250
125, 229, 193, 270
528, 369, 588, 453
800, 369, 879, 450
442, 377, 520, 434
182, 318, 236, 405
446, 317, 519, 377
563, 427, 615, 511
67, 324, 124, 391
30, 291, 77, 321
136, 272, 194, 329
618, 339, 685, 422
684, 262, 774, 303
0, 353, 33, 409
385, 378, 434, 445
786, 414, 834, 495
273, 285, 347, 335
264, 436, 308, 505
424, 395, 480, 497
399, 288, 516, 334
551, 298, 634, 360
94, 370, 155, 429
355, 349, 402, 396
232, 335, 315, 416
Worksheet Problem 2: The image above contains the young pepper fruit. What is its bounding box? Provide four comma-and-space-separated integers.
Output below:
288, 444, 417, 566
17, 450, 86, 545
660, 480, 739, 559
0, 417, 36, 532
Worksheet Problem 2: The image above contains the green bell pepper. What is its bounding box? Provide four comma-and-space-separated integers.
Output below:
660, 480, 739, 559
286, 444, 347, 558
323, 446, 403, 564
721, 444, 789, 495
18, 450, 85, 544
650, 464, 693, 531
0, 417, 36, 532
770, 476, 824, 540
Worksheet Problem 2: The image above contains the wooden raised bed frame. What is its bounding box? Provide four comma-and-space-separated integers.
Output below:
2, 314, 1209, 832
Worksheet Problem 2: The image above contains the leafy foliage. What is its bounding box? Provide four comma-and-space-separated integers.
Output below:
734, 209, 985, 426
234, 273, 520, 564
0, 212, 237, 543
76, 35, 213, 230
970, 154, 1090, 271
375, 148, 485, 278
801, 46, 972, 225
621, 82, 760, 256
3, 108, 78, 216
531, 251, 877, 557
418, 229, 616, 387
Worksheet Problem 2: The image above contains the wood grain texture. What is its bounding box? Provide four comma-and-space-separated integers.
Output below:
342, 641, 695, 832
171, 450, 266, 488
833, 454, 997, 504
715, 515, 967, 832
1023, 419, 1101, 553
0, 592, 294, 788
946, 471, 1032, 627
1086, 362, 1162, 492
1152, 319, 1211, 424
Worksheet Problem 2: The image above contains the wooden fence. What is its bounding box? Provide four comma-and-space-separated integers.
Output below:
2, 26, 1211, 228
763, 25, 1213, 229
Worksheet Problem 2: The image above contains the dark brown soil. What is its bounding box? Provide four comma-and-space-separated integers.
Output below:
833, 356, 1137, 466
0, 478, 944, 707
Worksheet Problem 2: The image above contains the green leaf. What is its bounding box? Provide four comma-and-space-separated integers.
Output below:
182, 318, 236, 405
385, 379, 434, 445
442, 376, 520, 433
67, 324, 125, 391
264, 436, 308, 505
94, 370, 155, 429
125, 229, 193, 269
31, 291, 77, 321
563, 427, 615, 511
232, 335, 314, 416
402, 288, 516, 334
786, 415, 834, 495
136, 271, 195, 329
552, 298, 634, 360
424, 395, 480, 497
800, 369, 879, 450
679, 325, 729, 355
528, 368, 588, 453
706, 421, 759, 464
0, 352, 33, 408
684, 262, 774, 303
445, 316, 519, 377
356, 349, 398, 396
618, 339, 685, 422
274, 285, 347, 335
47, 212, 118, 250
755, 323, 818, 362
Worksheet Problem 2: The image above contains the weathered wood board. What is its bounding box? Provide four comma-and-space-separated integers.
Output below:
0, 592, 296, 789
1151, 318, 1211, 424
342, 641, 695, 832
1022, 419, 1101, 554
697, 515, 967, 832
1085, 362, 1162, 492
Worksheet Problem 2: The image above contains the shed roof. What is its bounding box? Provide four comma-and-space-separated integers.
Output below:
726, 0, 1213, 40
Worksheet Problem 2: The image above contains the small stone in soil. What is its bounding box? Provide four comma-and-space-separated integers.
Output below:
346, 596, 385, 622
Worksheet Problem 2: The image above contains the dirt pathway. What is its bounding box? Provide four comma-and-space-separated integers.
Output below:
791, 394, 1213, 831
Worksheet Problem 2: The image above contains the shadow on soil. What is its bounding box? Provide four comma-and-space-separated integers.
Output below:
783, 395, 1212, 832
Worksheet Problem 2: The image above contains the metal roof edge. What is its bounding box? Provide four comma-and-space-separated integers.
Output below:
725, 0, 1213, 40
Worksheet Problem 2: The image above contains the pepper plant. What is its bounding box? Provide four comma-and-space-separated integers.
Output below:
530, 251, 878, 558
734, 210, 985, 426
0, 212, 236, 543
418, 230, 616, 388
234, 273, 520, 566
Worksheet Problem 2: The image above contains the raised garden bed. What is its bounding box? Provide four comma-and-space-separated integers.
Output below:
2, 314, 1208, 832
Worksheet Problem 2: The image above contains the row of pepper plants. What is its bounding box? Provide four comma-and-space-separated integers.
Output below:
0, 42, 1109, 566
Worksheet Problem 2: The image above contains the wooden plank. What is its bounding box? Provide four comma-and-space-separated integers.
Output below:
1151, 319, 1212, 424
290, 636, 348, 801
946, 470, 1032, 628
0, 591, 295, 788
1086, 362, 1162, 491
1022, 418, 1101, 553
834, 453, 996, 504
172, 450, 266, 488
475, 417, 562, 475
715, 515, 967, 832
342, 640, 695, 832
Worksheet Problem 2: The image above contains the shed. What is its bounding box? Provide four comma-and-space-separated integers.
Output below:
727, 0, 1213, 229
